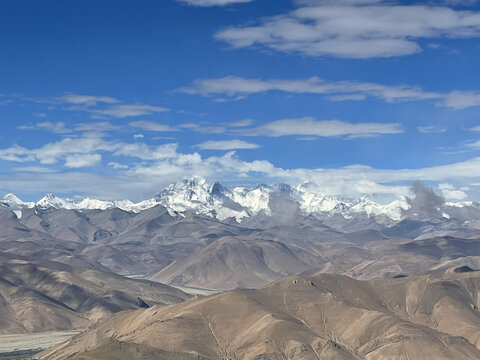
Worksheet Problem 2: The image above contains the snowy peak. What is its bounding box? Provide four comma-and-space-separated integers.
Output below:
155, 177, 214, 209
36, 194, 70, 209
1, 194, 35, 218
8, 176, 472, 223
1, 193, 31, 208
75, 198, 115, 210
153, 177, 247, 221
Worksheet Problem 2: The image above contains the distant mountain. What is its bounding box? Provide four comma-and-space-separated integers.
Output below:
3, 190, 480, 289
3, 178, 480, 291
0, 176, 422, 221
150, 236, 320, 289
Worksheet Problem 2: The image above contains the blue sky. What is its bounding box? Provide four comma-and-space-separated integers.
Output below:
1, 0, 480, 201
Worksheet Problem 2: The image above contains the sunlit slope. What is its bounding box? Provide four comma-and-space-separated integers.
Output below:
39, 269, 480, 360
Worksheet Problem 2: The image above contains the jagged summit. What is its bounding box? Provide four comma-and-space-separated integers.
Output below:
2, 176, 474, 222
37, 194, 69, 209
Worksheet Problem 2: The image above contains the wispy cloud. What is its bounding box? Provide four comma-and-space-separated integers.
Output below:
17, 121, 121, 134
180, 75, 480, 109
215, 1, 480, 59
417, 125, 447, 133
25, 93, 169, 119
17, 121, 71, 134
195, 139, 260, 150
3, 132, 480, 201
83, 104, 169, 118
129, 120, 178, 132
179, 122, 227, 134
64, 153, 101, 168
177, 0, 255, 6
0, 134, 183, 167
75, 121, 121, 132
108, 162, 129, 170
60, 94, 119, 106
234, 117, 403, 138
0, 136, 114, 165
229, 119, 254, 127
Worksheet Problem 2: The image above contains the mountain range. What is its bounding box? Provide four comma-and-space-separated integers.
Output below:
1, 178, 480, 292
3, 178, 480, 359
2, 177, 479, 223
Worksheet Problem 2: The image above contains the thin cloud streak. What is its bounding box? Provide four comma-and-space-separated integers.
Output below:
234, 117, 403, 138
177, 0, 255, 6
180, 75, 480, 109
195, 139, 260, 150
129, 120, 178, 132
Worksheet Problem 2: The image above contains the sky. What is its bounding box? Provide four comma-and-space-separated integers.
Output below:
1, 0, 480, 202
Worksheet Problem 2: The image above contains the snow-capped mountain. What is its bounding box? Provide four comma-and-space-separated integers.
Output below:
1, 193, 34, 209
0, 193, 35, 218
1, 176, 415, 221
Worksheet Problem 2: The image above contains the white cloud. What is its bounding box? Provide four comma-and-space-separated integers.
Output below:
129, 120, 178, 132
113, 143, 179, 161
108, 162, 129, 170
3, 134, 480, 201
180, 75, 480, 109
17, 121, 121, 134
179, 122, 227, 134
195, 139, 260, 150
61, 94, 119, 106
75, 121, 121, 132
432, 0, 479, 6
0, 135, 185, 168
0, 145, 35, 162
471, 125, 480, 132
12, 166, 58, 173
177, 0, 255, 6
439, 182, 468, 200
37, 93, 170, 118
86, 104, 169, 118
236, 117, 403, 138
466, 139, 480, 149
417, 125, 447, 133
215, 2, 480, 59
17, 122, 71, 134
228, 119, 254, 127
65, 153, 101, 168
437, 91, 480, 109
133, 134, 145, 139
328, 94, 367, 101
0, 137, 116, 166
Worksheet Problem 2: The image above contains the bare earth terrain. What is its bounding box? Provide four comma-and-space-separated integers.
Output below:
37, 268, 480, 360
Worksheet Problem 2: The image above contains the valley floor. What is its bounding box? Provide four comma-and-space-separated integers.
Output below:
0, 331, 81, 359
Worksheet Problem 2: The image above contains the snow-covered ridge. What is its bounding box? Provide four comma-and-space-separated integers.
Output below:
1, 176, 412, 221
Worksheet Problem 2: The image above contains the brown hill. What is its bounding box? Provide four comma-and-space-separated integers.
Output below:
38, 269, 480, 360
150, 236, 319, 289
0, 255, 190, 334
